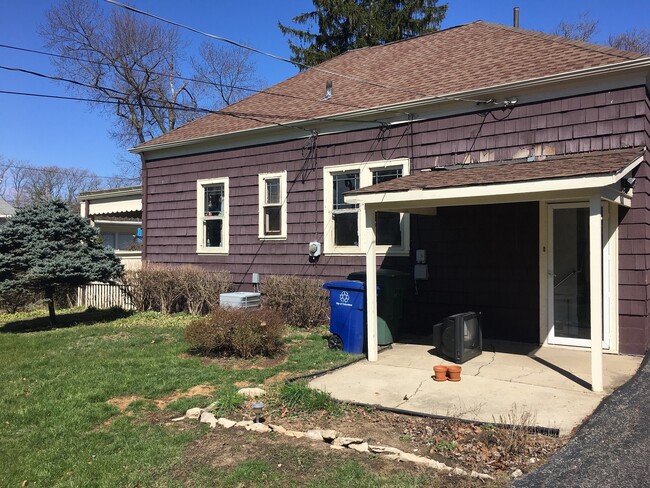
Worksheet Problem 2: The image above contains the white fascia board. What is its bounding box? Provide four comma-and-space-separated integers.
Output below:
132, 58, 650, 158
346, 156, 644, 209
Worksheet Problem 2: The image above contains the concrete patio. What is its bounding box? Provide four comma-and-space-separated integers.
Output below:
309, 342, 642, 435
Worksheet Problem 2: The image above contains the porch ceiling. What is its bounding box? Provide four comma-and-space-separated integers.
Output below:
346, 147, 645, 210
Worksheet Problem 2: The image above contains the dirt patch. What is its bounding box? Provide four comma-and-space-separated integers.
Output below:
153, 384, 216, 409
108, 395, 145, 412
106, 384, 217, 412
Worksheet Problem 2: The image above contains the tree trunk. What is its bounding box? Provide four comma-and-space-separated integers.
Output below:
45, 288, 57, 326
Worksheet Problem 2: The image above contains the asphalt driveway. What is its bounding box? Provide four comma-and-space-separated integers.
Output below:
512, 352, 650, 487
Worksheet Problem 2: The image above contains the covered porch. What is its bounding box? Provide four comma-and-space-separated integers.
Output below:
345, 148, 645, 393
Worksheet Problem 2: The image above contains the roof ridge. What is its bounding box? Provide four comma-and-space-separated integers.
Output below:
476, 21, 646, 60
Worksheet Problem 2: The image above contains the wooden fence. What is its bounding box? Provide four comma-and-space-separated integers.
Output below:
77, 282, 134, 310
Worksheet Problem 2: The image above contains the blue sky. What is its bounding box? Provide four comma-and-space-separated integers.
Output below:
0, 0, 648, 183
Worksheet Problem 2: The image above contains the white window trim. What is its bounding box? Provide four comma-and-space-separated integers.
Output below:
258, 171, 288, 240
196, 177, 229, 254
323, 158, 410, 255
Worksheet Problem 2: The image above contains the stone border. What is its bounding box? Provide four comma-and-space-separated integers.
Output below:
173, 408, 494, 481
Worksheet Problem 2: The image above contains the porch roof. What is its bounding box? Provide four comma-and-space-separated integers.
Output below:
346, 148, 646, 209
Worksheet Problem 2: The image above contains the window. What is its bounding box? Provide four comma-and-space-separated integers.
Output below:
197, 177, 229, 254
258, 171, 287, 239
324, 158, 409, 255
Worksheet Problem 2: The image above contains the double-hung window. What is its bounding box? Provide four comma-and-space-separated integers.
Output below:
324, 158, 409, 255
258, 171, 287, 239
197, 177, 229, 254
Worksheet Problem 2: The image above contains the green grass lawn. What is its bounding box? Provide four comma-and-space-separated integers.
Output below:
0, 307, 367, 487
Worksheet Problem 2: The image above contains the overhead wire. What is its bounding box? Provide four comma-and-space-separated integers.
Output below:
0, 43, 373, 113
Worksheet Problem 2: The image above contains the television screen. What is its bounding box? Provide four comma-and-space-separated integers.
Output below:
434, 312, 482, 364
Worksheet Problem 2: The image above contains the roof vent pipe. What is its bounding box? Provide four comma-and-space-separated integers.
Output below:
323, 80, 332, 101
513, 7, 520, 28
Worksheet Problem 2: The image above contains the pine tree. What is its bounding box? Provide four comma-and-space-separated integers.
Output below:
279, 0, 447, 68
0, 200, 123, 325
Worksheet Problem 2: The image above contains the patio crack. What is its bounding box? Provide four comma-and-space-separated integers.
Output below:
475, 344, 496, 377
395, 380, 424, 408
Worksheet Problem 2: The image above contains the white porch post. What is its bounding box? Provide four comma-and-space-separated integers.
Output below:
364, 205, 378, 362
589, 194, 603, 392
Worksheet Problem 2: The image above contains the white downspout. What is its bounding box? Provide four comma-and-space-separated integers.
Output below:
589, 194, 603, 392
364, 205, 378, 362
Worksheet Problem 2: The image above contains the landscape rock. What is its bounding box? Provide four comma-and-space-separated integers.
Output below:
471, 471, 495, 480
284, 430, 305, 438
246, 423, 272, 433
320, 429, 339, 441
399, 452, 433, 465
511, 468, 523, 478
348, 442, 369, 453
268, 424, 286, 434
332, 436, 364, 447
237, 387, 267, 398
185, 408, 204, 420
217, 418, 237, 429
330, 445, 345, 450
305, 429, 324, 441
235, 420, 253, 428
199, 412, 218, 428
369, 445, 403, 455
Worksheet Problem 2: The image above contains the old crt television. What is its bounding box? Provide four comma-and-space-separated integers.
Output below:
433, 312, 482, 364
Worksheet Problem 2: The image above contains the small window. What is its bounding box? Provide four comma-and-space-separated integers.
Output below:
372, 168, 402, 246
197, 177, 229, 254
324, 159, 409, 255
259, 172, 287, 239
332, 172, 360, 246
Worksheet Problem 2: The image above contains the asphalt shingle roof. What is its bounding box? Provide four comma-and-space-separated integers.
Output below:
347, 148, 645, 196
136, 21, 646, 151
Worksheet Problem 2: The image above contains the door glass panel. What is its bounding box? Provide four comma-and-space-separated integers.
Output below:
553, 207, 590, 340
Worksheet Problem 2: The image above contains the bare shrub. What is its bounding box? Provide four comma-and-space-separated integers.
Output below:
494, 404, 538, 455
261, 275, 329, 328
184, 307, 285, 358
123, 263, 232, 314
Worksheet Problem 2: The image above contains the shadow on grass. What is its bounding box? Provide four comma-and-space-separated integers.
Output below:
0, 307, 135, 334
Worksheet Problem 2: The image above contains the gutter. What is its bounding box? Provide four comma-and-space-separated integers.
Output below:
131, 57, 650, 155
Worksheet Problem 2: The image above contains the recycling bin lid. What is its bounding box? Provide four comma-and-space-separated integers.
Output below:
323, 280, 365, 291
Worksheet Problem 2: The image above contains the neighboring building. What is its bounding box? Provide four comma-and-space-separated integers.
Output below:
79, 186, 142, 271
0, 196, 15, 225
131, 21, 650, 380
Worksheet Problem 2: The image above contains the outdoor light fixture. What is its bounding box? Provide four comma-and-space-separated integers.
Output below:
251, 402, 265, 423
622, 177, 637, 193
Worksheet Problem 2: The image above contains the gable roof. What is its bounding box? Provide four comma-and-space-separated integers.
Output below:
0, 196, 15, 218
135, 21, 648, 152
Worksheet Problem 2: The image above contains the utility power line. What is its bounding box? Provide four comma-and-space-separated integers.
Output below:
104, 0, 490, 105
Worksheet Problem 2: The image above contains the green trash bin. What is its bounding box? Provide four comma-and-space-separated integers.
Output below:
347, 269, 410, 344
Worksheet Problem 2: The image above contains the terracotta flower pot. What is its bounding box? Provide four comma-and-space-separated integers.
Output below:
433, 365, 448, 382
447, 365, 462, 382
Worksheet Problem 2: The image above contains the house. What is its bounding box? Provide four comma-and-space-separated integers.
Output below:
131, 21, 650, 391
0, 195, 15, 225
79, 186, 142, 271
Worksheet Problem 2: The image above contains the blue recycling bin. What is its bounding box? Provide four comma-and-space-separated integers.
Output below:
323, 281, 366, 354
